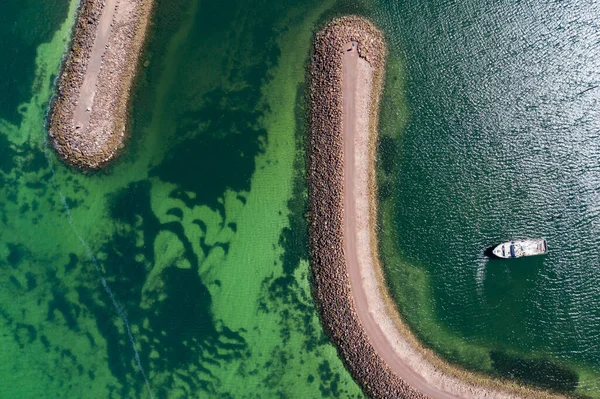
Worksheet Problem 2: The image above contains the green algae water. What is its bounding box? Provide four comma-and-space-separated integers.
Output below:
0, 0, 367, 397
373, 0, 600, 397
3, 0, 600, 397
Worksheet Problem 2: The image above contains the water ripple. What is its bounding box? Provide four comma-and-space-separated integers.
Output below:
375, 0, 600, 380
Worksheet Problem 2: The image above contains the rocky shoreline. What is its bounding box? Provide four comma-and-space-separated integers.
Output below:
47, 0, 153, 169
307, 16, 427, 399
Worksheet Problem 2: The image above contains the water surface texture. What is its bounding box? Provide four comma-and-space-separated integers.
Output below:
375, 0, 600, 396
2, 0, 600, 397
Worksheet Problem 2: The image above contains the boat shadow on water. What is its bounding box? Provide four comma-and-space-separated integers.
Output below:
484, 246, 500, 259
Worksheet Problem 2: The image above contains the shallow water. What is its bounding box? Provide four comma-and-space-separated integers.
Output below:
0, 0, 364, 397
3, 0, 600, 397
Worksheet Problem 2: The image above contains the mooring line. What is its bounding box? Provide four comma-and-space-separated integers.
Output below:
43, 141, 154, 398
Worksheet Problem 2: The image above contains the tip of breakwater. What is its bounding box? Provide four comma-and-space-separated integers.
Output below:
308, 15, 567, 399
307, 15, 426, 399
47, 0, 153, 170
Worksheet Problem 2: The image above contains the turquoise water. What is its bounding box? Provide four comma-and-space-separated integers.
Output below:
0, 0, 365, 397
3, 0, 600, 397
0, 0, 70, 124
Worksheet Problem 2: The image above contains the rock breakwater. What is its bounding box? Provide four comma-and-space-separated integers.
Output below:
48, 0, 153, 169
308, 16, 426, 399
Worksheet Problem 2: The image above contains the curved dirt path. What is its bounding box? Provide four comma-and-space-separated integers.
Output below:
308, 16, 563, 399
341, 42, 524, 399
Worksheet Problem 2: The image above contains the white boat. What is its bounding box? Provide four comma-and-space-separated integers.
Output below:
492, 239, 547, 259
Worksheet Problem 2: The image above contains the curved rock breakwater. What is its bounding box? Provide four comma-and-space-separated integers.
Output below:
308, 16, 426, 398
48, 0, 153, 169
308, 15, 569, 399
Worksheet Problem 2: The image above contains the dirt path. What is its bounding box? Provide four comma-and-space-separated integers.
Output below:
341, 41, 507, 399
73, 0, 118, 130
308, 16, 562, 399
48, 0, 153, 169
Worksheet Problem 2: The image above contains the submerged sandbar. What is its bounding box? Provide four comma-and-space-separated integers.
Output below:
307, 16, 566, 399
48, 0, 153, 169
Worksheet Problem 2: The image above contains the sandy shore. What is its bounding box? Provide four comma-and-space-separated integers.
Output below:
48, 0, 153, 169
308, 16, 567, 399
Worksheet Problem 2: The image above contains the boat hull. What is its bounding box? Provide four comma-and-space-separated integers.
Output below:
492, 239, 547, 259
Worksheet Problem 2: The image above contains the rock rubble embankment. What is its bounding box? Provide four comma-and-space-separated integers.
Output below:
48, 0, 153, 169
308, 16, 427, 399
